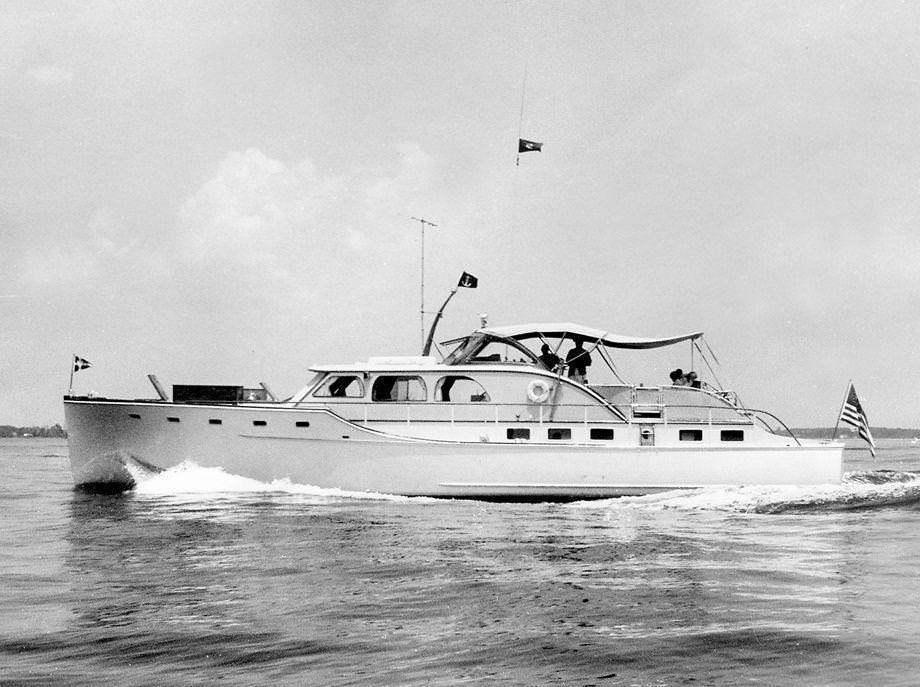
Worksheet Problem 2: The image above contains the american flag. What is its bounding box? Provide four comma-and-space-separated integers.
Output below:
840, 382, 876, 457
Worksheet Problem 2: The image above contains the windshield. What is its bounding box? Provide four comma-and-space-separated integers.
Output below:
443, 333, 539, 366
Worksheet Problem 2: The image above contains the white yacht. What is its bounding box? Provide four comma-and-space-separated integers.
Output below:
64, 322, 843, 499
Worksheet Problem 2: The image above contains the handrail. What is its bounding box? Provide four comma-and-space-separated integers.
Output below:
739, 408, 802, 446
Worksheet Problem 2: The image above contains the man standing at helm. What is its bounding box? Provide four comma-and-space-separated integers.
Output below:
566, 338, 592, 384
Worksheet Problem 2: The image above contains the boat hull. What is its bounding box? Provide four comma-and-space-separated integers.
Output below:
64, 399, 844, 499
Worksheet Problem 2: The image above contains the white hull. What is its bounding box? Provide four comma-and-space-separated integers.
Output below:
65, 399, 843, 499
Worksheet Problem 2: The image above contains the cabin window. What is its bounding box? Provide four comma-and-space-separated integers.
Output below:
372, 376, 427, 402
296, 421, 310, 428
434, 375, 490, 402
129, 413, 141, 419
313, 375, 366, 398
507, 427, 530, 440
679, 429, 703, 441
721, 429, 744, 442
167, 417, 180, 423
209, 418, 222, 425
253, 420, 267, 427
590, 428, 614, 440
548, 428, 571, 440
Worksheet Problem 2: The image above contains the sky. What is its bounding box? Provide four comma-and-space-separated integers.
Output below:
2, 0, 919, 428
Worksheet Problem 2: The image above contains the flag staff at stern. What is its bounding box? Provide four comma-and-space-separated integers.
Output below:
833, 381, 877, 456
422, 272, 478, 356
68, 355, 92, 395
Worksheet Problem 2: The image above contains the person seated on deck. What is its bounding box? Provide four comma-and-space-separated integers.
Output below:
670, 368, 687, 386
566, 338, 592, 384
538, 344, 561, 372
685, 371, 700, 388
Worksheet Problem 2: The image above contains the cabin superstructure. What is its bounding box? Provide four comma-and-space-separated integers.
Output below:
286, 322, 773, 448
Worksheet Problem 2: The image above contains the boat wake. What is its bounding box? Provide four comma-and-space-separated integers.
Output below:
125, 460, 410, 502
571, 470, 920, 514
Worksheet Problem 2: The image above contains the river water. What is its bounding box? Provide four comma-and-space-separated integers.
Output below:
2, 438, 920, 685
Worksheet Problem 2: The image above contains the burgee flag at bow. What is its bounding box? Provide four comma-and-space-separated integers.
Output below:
458, 271, 478, 288
68, 355, 93, 395
838, 382, 876, 456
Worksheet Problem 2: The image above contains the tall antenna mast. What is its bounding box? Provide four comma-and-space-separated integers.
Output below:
410, 216, 438, 351
516, 64, 528, 167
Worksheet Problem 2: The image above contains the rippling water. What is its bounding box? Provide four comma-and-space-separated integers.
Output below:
3, 438, 920, 685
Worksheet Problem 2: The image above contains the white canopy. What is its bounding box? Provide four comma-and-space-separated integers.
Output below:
478, 322, 703, 350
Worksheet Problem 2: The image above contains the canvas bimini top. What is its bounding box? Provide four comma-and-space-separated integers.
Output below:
477, 322, 703, 350
441, 322, 704, 367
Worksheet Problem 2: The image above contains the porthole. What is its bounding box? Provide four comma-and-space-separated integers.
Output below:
679, 429, 702, 441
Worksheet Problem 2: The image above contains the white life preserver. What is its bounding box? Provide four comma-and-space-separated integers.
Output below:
527, 379, 551, 403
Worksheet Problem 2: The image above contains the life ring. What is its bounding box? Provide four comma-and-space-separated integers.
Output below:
527, 379, 551, 403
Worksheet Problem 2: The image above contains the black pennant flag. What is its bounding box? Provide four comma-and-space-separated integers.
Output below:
73, 356, 92, 373
458, 271, 478, 288
518, 138, 542, 153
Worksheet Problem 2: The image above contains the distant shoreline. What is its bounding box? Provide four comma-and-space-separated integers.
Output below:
0, 424, 66, 438
788, 427, 918, 439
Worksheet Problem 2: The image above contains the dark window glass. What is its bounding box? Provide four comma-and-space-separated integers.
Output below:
167, 417, 180, 423
679, 429, 703, 441
296, 421, 310, 428
371, 376, 427, 402
507, 427, 530, 440
253, 420, 267, 427
590, 428, 614, 440
434, 375, 490, 402
721, 429, 744, 442
209, 419, 222, 425
313, 375, 366, 398
129, 413, 141, 419
548, 428, 571, 440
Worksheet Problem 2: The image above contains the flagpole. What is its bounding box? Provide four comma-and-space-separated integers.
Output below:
68, 355, 75, 396
422, 287, 458, 356
516, 65, 527, 167
831, 379, 852, 441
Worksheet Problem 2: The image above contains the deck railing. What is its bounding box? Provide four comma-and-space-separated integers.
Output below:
295, 400, 759, 428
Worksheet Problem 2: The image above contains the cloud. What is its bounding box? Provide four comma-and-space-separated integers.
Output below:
27, 65, 74, 87
176, 148, 345, 277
